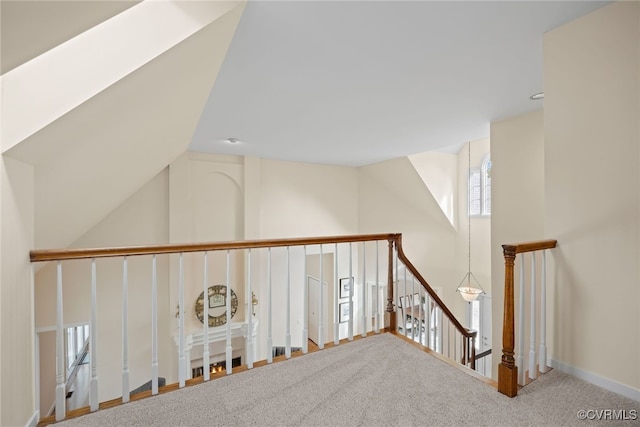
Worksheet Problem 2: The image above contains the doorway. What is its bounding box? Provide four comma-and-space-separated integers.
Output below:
307, 275, 328, 346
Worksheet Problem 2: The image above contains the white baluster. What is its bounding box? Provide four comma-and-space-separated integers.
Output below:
395, 247, 399, 334
348, 242, 353, 341
179, 253, 186, 387
89, 259, 99, 411
403, 264, 408, 338
318, 245, 324, 349
410, 274, 415, 341
529, 253, 537, 380
303, 245, 309, 352
121, 257, 129, 404
203, 252, 210, 380
151, 255, 158, 395
361, 242, 366, 338
286, 246, 293, 357
374, 241, 380, 334
517, 253, 525, 386
334, 243, 339, 345
267, 248, 273, 364
247, 249, 253, 369
226, 250, 232, 375
55, 261, 65, 421
539, 250, 549, 373
425, 294, 431, 348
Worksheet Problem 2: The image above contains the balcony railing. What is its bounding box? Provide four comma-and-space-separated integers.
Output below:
31, 233, 475, 423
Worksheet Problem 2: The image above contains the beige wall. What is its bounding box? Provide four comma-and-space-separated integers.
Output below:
32, 150, 477, 413
35, 169, 171, 403
490, 110, 545, 379
544, 1, 639, 393
1, 156, 35, 426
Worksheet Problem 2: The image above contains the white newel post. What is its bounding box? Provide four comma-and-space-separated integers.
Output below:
318, 245, 324, 349
375, 241, 380, 334
90, 259, 99, 411
528, 253, 537, 380
333, 243, 339, 345
203, 252, 210, 380
151, 255, 159, 395
303, 245, 309, 352
178, 253, 186, 386
361, 242, 366, 338
348, 243, 354, 341
517, 253, 525, 386
121, 257, 129, 404
55, 261, 65, 421
267, 248, 273, 364
286, 246, 293, 356
539, 250, 548, 373
225, 250, 232, 375
247, 249, 253, 369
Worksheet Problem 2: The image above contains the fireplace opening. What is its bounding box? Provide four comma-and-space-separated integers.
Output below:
192, 356, 241, 378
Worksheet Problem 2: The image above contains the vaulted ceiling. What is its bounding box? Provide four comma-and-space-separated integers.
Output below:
190, 1, 609, 166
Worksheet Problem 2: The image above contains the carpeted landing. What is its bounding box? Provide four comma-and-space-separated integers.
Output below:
54, 333, 639, 426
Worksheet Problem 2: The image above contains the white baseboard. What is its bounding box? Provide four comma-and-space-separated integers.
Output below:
549, 358, 640, 402
25, 410, 39, 427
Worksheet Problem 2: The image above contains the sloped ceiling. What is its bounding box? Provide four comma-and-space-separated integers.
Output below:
1, 0, 140, 74
190, 0, 610, 166
1, 1, 246, 250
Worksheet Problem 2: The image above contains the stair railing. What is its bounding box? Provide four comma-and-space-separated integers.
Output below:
498, 239, 557, 397
393, 235, 477, 369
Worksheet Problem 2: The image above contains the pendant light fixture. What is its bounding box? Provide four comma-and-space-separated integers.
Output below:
457, 142, 485, 303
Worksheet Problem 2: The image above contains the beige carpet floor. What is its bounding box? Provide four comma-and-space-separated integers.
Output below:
55, 333, 639, 426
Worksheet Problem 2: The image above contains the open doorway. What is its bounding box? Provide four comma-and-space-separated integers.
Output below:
305, 252, 334, 346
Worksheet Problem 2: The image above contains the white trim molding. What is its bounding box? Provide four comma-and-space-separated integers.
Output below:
550, 359, 640, 402
25, 410, 39, 427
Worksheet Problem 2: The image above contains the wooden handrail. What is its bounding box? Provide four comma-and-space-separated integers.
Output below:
395, 235, 476, 370
498, 238, 557, 397
502, 239, 557, 255
31, 232, 475, 369
30, 233, 401, 262
395, 235, 477, 340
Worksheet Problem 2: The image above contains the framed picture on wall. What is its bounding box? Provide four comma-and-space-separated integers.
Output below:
339, 277, 353, 299
339, 302, 350, 323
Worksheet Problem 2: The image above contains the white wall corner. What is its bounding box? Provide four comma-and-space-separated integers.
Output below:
25, 410, 39, 427
549, 359, 640, 402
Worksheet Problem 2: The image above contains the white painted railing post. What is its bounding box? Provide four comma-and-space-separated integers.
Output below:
303, 246, 309, 352
403, 263, 408, 338
348, 242, 354, 341
374, 241, 380, 334
203, 252, 210, 380
55, 261, 65, 421
89, 259, 99, 411
267, 248, 273, 364
121, 257, 129, 404
286, 246, 293, 356
318, 245, 324, 349
178, 253, 186, 387
528, 253, 537, 380
517, 253, 525, 386
539, 250, 549, 373
151, 255, 159, 395
361, 242, 366, 338
225, 250, 232, 375
334, 243, 339, 345
246, 249, 253, 369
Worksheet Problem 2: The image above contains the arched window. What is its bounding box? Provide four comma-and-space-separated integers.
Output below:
468, 154, 491, 216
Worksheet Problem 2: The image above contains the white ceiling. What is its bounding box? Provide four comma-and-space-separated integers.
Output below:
189, 1, 609, 166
